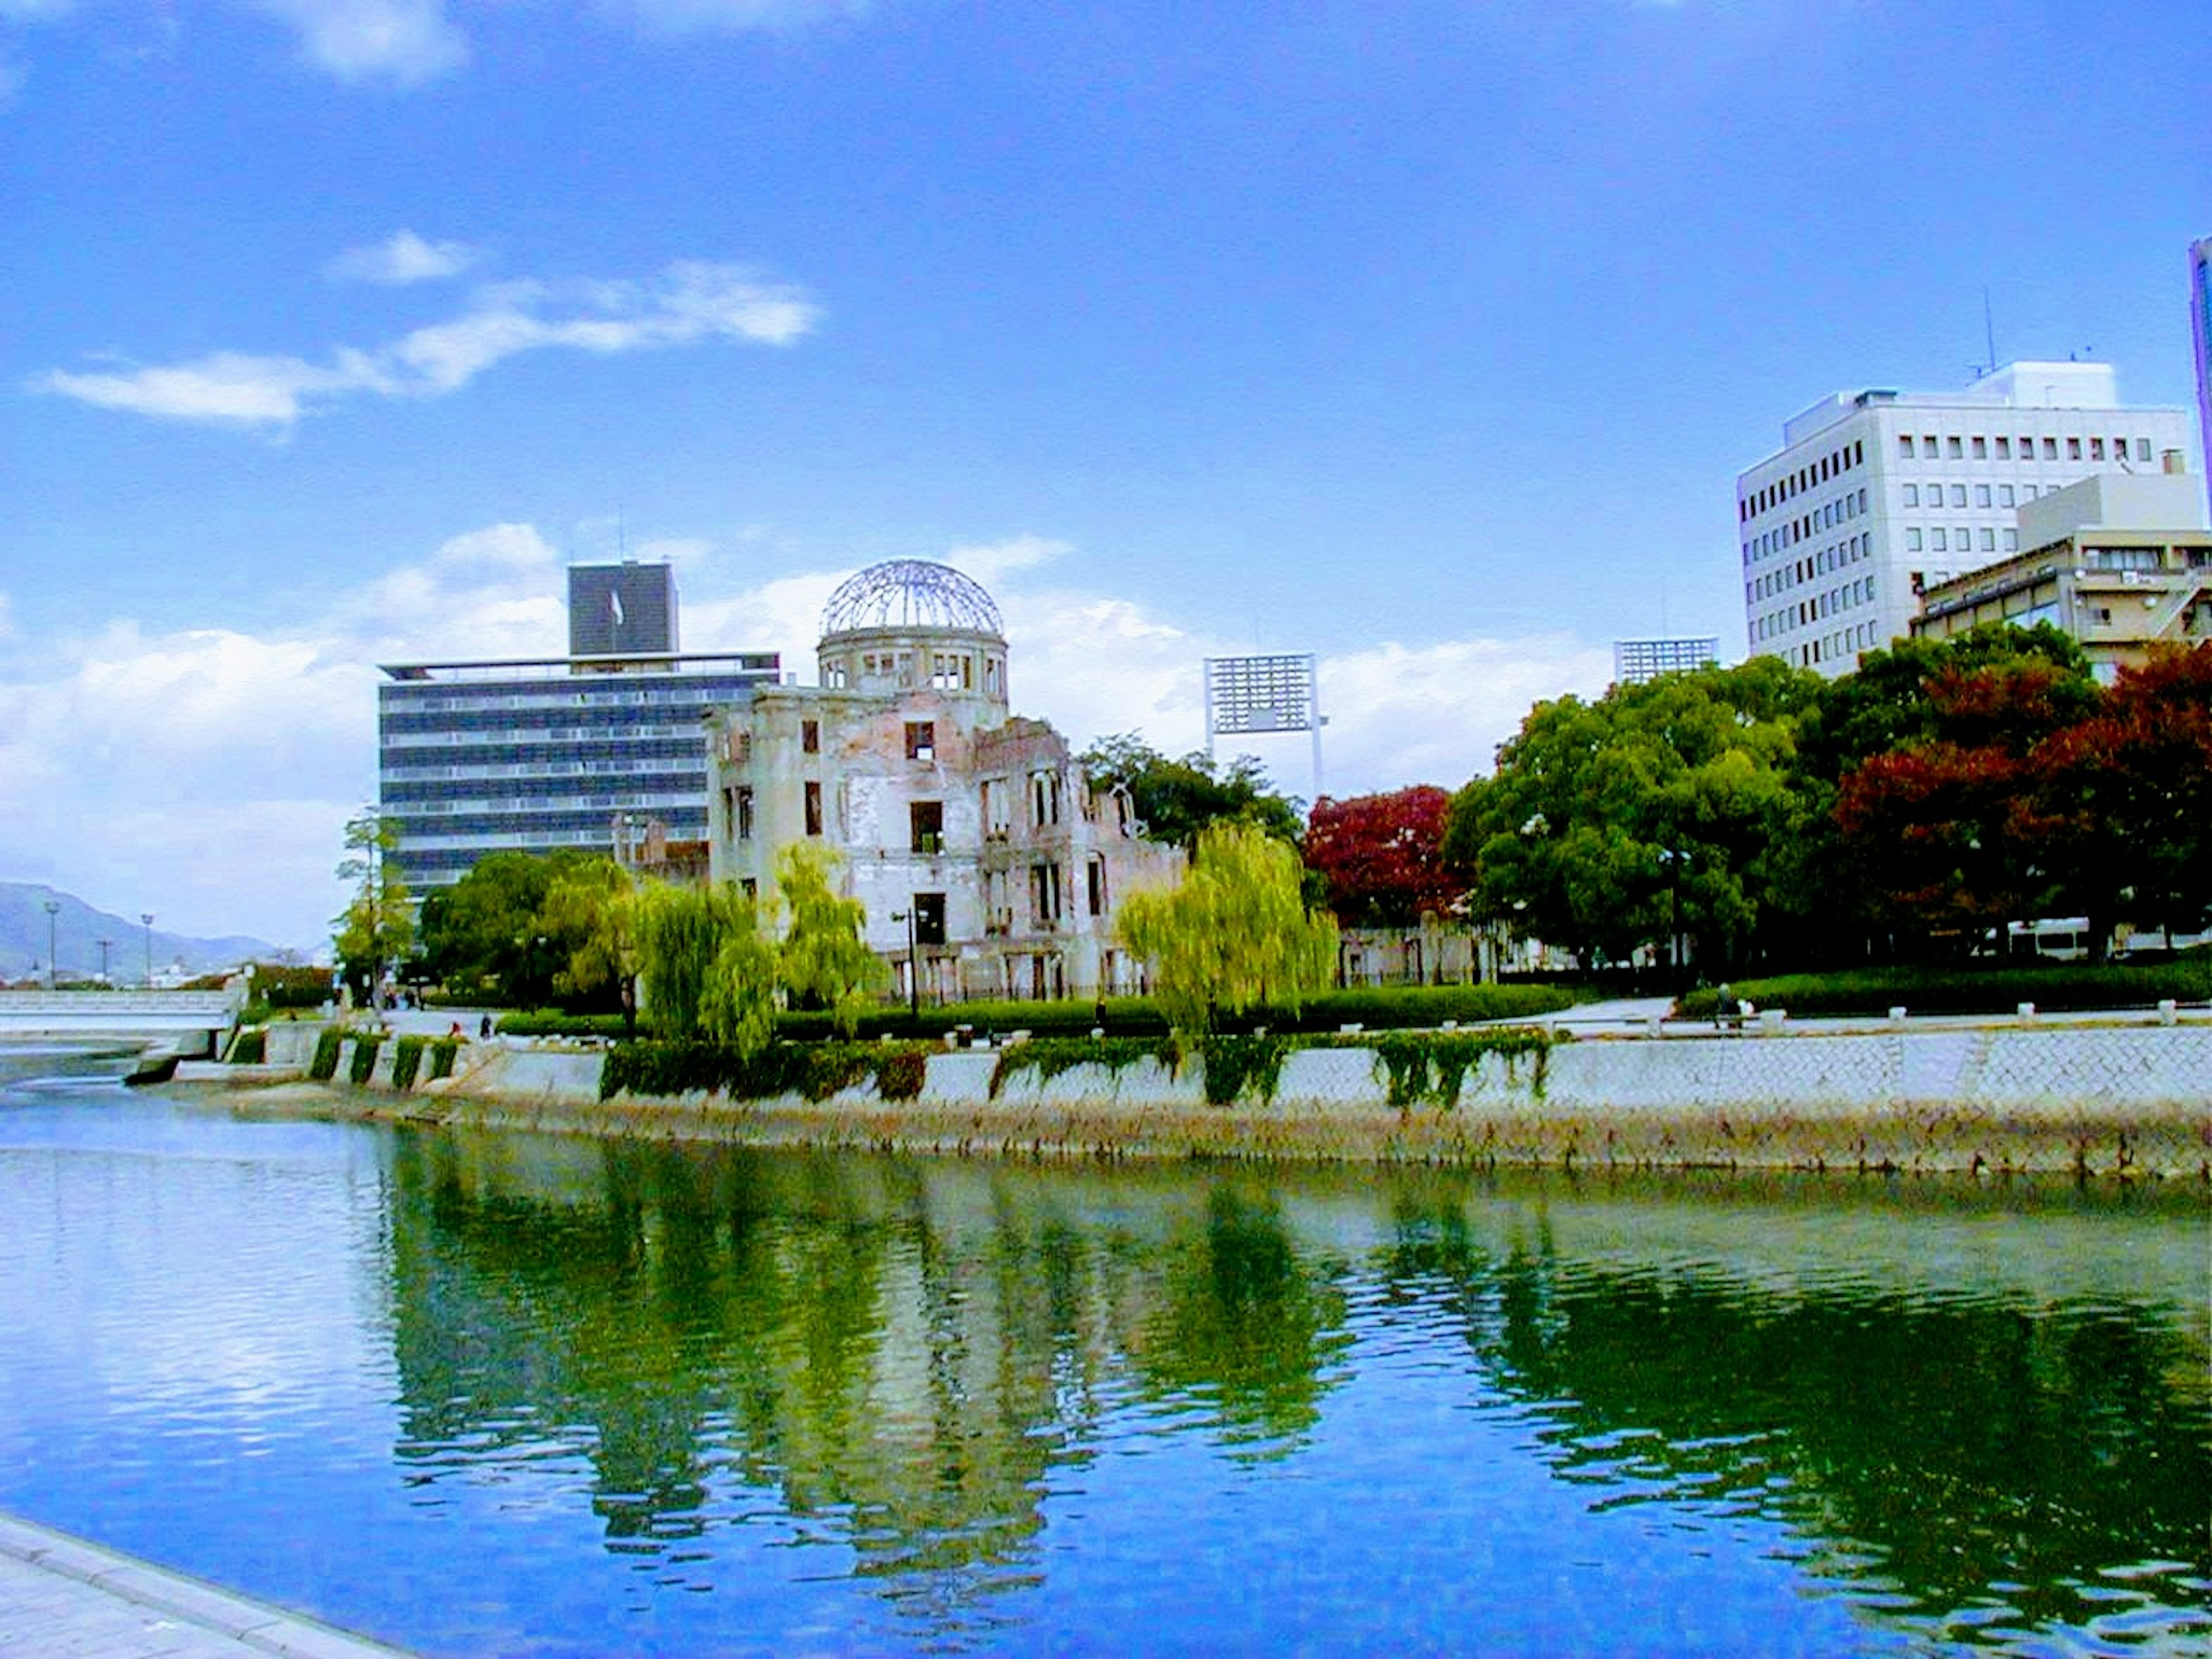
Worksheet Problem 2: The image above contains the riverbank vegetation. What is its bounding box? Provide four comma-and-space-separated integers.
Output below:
497, 980, 1575, 1042
1441, 631, 2211, 976
596, 1024, 1565, 1111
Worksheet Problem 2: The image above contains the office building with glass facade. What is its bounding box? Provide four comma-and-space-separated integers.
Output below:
378, 649, 781, 893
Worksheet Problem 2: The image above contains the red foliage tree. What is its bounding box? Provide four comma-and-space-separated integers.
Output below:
1302, 786, 1459, 927
2015, 643, 2212, 949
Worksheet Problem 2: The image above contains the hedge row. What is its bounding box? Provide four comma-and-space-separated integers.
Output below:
600, 1040, 937, 1103
508, 982, 1577, 1043
1674, 956, 2212, 1020
599, 1025, 1565, 1109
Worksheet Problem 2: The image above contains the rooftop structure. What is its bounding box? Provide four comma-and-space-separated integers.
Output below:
707, 560, 1180, 1004
1911, 459, 2212, 680
1737, 362, 2192, 677
1613, 637, 1718, 685
569, 560, 677, 657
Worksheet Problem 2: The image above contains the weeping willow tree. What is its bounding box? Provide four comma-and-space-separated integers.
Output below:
1118, 820, 1339, 1033
700, 896, 777, 1056
775, 842, 884, 1037
635, 881, 759, 1040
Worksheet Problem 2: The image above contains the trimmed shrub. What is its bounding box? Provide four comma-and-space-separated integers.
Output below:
309, 1028, 343, 1081
390, 1036, 426, 1091
427, 1039, 460, 1081
510, 984, 1577, 1044
348, 1036, 382, 1086
1675, 958, 2212, 1020
226, 1028, 267, 1065
600, 1040, 937, 1104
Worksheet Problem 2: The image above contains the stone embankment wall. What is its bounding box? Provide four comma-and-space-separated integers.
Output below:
293, 1021, 2212, 1180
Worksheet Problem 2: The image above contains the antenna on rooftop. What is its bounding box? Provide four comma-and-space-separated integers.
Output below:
1982, 286, 1998, 377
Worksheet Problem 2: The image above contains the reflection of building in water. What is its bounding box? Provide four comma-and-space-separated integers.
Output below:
704, 561, 1183, 1003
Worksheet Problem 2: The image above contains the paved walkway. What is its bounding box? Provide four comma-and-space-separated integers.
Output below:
0, 1514, 412, 1659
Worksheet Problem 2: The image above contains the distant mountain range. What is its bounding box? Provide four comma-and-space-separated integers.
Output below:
0, 882, 287, 983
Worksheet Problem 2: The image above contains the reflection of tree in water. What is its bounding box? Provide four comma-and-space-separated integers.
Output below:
1128, 1184, 1352, 1452
1375, 1188, 2211, 1642
383, 1135, 1357, 1642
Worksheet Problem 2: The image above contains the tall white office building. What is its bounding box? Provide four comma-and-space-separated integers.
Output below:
1737, 362, 2191, 676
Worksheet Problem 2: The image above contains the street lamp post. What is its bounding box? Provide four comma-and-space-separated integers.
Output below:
892, 908, 920, 1020
44, 899, 60, 990
1658, 849, 1689, 996
141, 914, 154, 988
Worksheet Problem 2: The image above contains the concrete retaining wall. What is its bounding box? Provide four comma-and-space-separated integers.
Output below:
255, 1022, 2210, 1178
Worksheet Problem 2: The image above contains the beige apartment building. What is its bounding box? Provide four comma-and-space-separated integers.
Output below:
1911, 468, 2212, 678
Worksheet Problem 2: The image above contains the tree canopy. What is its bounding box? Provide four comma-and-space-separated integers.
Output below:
332, 808, 413, 1001
1444, 658, 1824, 972
1442, 632, 2212, 973
1118, 820, 1339, 1032
773, 843, 883, 1036
1078, 733, 1304, 849
1302, 785, 1458, 927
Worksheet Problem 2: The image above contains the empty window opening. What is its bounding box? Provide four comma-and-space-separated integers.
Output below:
905, 721, 935, 761
910, 800, 944, 854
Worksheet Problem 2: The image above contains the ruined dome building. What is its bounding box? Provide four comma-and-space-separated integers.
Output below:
706, 560, 1183, 1004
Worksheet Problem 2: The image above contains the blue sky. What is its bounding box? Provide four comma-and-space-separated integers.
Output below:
2, 0, 2206, 951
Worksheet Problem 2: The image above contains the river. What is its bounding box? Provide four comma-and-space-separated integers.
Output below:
1, 1060, 2205, 1656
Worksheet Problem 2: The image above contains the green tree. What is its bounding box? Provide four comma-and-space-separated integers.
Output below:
1118, 820, 1338, 1032
634, 882, 750, 1040
332, 808, 414, 1003
1444, 660, 1823, 975
416, 850, 581, 1005
774, 843, 882, 1036
1078, 733, 1304, 850
700, 893, 778, 1056
542, 858, 645, 1034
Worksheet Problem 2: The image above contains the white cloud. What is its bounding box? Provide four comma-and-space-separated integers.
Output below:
0, 523, 1608, 949
243, 0, 468, 87
0, 525, 575, 945
35, 260, 820, 427
943, 534, 1071, 587
324, 228, 485, 285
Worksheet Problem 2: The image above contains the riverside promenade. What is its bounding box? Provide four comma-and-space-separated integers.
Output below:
0, 1514, 411, 1659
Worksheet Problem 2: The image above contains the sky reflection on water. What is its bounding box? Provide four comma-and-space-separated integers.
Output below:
1, 1085, 2205, 1656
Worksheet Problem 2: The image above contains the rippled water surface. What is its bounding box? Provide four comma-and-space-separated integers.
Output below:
1, 1075, 2206, 1657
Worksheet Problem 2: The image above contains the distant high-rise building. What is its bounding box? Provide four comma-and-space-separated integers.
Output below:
379, 559, 776, 893
569, 560, 677, 656
1613, 637, 1718, 684
1737, 362, 2192, 678
2191, 237, 2211, 515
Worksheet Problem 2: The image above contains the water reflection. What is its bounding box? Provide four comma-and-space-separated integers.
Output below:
377, 1131, 2207, 1652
